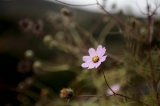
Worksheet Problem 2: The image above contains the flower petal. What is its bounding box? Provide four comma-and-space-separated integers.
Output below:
111, 84, 120, 91
107, 89, 113, 95
81, 62, 89, 68
107, 84, 120, 95
99, 48, 106, 57
82, 56, 91, 62
88, 48, 96, 57
96, 45, 102, 54
95, 61, 101, 68
82, 45, 107, 69
100, 55, 107, 62
88, 62, 96, 69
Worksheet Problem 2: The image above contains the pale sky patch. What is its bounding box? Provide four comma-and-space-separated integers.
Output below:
48, 0, 160, 17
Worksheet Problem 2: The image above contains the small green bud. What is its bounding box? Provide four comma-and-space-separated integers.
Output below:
33, 61, 42, 69
25, 50, 34, 58
43, 35, 52, 44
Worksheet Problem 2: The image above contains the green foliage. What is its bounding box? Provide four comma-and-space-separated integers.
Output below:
1, 1, 160, 106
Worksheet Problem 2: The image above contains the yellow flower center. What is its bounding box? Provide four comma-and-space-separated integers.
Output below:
92, 56, 99, 63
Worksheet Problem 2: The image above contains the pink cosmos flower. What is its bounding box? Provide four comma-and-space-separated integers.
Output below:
107, 84, 120, 95
81, 45, 107, 69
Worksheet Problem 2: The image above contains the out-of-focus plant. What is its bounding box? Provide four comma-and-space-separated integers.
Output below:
11, 0, 160, 106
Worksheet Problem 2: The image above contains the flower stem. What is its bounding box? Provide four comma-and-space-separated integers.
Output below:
100, 67, 116, 95
147, 15, 160, 106
74, 94, 149, 106
100, 67, 149, 106
146, 3, 160, 105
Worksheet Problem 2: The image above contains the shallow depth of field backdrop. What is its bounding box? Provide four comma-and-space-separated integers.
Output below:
1, 0, 160, 106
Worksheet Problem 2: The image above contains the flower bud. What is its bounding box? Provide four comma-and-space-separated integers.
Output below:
61, 8, 71, 16
33, 61, 45, 75
33, 61, 42, 69
25, 50, 34, 58
43, 35, 52, 44
32, 19, 43, 35
18, 18, 34, 32
60, 88, 74, 99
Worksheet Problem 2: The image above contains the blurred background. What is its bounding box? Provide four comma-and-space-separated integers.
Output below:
0, 0, 160, 106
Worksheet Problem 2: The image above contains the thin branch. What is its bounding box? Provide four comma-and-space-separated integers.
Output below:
101, 68, 116, 95
96, 2, 126, 30
147, 2, 160, 105
150, 3, 160, 17
53, 0, 97, 6
74, 93, 149, 105
115, 93, 149, 106
146, 0, 160, 17
134, 0, 148, 15
100, 67, 149, 106
74, 95, 112, 98
95, 1, 142, 42
55, 0, 145, 43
